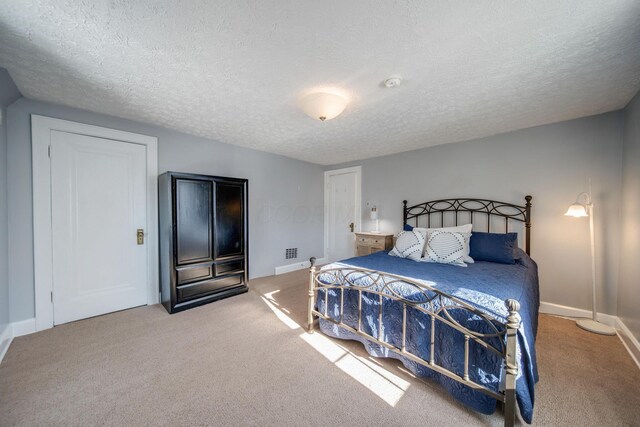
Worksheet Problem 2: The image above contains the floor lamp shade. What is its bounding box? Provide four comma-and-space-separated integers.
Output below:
564, 203, 588, 217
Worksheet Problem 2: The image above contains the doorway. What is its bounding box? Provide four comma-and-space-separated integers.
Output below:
324, 166, 361, 262
32, 116, 158, 330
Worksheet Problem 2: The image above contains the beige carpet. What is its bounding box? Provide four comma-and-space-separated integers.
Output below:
1, 270, 639, 426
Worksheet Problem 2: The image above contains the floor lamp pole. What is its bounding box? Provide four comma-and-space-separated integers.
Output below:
588, 202, 597, 322
575, 194, 616, 335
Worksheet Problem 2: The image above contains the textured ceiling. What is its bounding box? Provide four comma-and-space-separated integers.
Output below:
1, 1, 639, 165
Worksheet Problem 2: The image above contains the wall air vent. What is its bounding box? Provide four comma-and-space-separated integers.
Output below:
285, 248, 298, 260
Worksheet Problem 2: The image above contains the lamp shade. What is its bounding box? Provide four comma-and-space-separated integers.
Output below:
299, 92, 347, 121
370, 207, 378, 220
565, 203, 588, 217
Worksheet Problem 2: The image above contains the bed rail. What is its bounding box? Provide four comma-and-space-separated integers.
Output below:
307, 258, 521, 427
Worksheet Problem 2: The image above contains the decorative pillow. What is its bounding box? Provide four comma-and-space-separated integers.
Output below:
421, 230, 470, 267
403, 223, 414, 231
389, 230, 426, 261
415, 224, 474, 263
469, 232, 518, 264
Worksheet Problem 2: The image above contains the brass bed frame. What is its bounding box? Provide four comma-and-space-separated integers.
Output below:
307, 196, 532, 427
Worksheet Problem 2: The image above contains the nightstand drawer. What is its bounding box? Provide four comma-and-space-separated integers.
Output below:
354, 232, 394, 257
369, 237, 386, 245
357, 236, 387, 246
357, 236, 370, 244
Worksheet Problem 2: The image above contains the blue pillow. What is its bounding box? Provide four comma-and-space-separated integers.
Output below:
403, 223, 414, 231
469, 232, 518, 264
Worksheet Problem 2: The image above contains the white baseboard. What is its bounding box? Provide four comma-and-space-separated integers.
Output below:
539, 301, 639, 370
0, 318, 38, 364
0, 323, 13, 365
539, 301, 617, 327
615, 317, 640, 370
274, 257, 327, 275
12, 318, 36, 337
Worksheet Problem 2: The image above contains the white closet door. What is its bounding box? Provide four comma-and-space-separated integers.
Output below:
50, 130, 148, 325
327, 170, 359, 262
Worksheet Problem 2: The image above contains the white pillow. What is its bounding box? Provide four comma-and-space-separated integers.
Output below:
421, 230, 470, 267
389, 230, 426, 261
415, 224, 474, 263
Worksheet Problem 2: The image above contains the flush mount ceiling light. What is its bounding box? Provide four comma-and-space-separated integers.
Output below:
299, 91, 348, 121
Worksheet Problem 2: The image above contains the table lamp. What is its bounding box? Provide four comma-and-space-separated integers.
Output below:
370, 206, 379, 233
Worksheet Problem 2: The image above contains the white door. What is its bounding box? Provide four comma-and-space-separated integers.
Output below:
50, 130, 148, 325
326, 168, 360, 262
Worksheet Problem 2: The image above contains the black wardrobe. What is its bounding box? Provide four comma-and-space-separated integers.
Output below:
159, 172, 248, 313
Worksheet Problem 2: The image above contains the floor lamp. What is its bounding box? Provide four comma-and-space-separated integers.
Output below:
565, 186, 616, 335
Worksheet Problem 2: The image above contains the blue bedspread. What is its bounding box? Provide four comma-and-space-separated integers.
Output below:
316, 249, 539, 423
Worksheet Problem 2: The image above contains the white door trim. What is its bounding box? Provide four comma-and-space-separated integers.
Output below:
323, 166, 362, 260
31, 115, 159, 332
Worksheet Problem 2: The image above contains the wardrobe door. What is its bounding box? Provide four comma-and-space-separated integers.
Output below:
214, 180, 245, 259
174, 177, 213, 265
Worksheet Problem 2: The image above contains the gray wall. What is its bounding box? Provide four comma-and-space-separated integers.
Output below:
0, 69, 22, 333
2, 81, 633, 328
328, 112, 624, 315
619, 91, 640, 340
6, 98, 324, 323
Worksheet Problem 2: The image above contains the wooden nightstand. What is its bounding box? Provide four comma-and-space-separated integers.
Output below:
355, 232, 394, 257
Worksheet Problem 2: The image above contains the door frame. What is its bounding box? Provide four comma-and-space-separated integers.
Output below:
324, 166, 362, 261
31, 115, 159, 331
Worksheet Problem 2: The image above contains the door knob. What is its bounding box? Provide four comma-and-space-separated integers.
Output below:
349, 222, 354, 232
137, 229, 145, 245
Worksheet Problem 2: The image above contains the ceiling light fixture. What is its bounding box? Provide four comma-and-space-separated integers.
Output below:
383, 76, 403, 88
299, 91, 348, 121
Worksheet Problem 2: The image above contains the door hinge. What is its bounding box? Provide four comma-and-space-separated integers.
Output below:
48, 145, 52, 158
50, 291, 53, 303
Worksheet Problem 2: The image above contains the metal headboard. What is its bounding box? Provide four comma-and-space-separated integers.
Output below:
402, 196, 533, 255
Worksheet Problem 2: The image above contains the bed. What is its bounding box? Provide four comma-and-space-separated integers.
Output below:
307, 197, 538, 427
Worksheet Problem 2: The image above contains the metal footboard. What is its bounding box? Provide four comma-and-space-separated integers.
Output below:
307, 258, 521, 427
